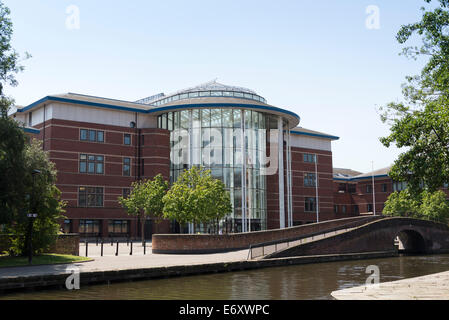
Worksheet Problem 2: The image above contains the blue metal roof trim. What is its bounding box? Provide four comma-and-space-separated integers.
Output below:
22, 127, 40, 134
17, 97, 300, 123
17, 96, 149, 114
333, 174, 390, 181
291, 130, 339, 141
146, 102, 301, 121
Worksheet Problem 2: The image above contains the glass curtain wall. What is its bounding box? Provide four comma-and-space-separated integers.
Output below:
158, 108, 269, 233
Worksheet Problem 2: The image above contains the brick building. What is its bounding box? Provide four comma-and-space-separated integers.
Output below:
333, 166, 406, 216
11, 80, 341, 238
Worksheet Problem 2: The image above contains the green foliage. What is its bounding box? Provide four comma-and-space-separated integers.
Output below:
379, 1, 449, 193
162, 166, 232, 230
118, 174, 169, 219
383, 189, 449, 223
420, 189, 449, 222
5, 140, 66, 256
383, 189, 420, 218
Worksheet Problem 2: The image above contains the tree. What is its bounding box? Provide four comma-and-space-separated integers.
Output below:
6, 140, 66, 256
383, 189, 420, 218
419, 189, 449, 222
383, 189, 449, 223
162, 166, 232, 233
118, 174, 169, 244
379, 0, 449, 193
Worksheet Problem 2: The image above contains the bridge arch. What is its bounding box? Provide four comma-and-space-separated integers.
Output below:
394, 229, 427, 254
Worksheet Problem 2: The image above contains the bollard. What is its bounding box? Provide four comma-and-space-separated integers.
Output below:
143, 241, 146, 255
130, 241, 133, 255
115, 240, 119, 256
101, 240, 104, 257
85, 240, 88, 257
96, 237, 99, 246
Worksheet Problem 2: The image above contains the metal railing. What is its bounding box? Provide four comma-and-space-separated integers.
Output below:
81, 239, 149, 257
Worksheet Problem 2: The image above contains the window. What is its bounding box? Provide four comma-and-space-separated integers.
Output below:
303, 153, 316, 163
123, 157, 131, 176
382, 183, 388, 192
108, 220, 129, 234
334, 205, 338, 213
123, 188, 131, 198
367, 203, 373, 212
79, 219, 100, 234
348, 184, 356, 193
78, 187, 103, 207
393, 181, 407, 192
366, 184, 372, 193
80, 129, 88, 141
305, 197, 317, 212
342, 205, 347, 214
80, 129, 104, 143
354, 205, 359, 214
338, 183, 346, 192
79, 154, 104, 174
28, 112, 32, 126
124, 134, 131, 145
304, 173, 317, 187
63, 220, 71, 233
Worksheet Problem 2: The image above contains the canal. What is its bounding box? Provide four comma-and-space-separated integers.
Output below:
2, 254, 449, 300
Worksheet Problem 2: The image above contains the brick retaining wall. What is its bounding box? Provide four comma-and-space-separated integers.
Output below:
152, 216, 381, 254
0, 234, 79, 256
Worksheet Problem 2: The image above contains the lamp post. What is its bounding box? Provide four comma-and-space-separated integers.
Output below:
27, 169, 41, 265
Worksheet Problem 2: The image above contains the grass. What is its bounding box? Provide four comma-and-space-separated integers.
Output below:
0, 253, 92, 268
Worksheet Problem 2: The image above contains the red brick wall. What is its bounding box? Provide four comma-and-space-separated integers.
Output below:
34, 118, 170, 237
152, 216, 379, 253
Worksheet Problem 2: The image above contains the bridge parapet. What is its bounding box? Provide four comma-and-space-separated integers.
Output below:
263, 217, 449, 259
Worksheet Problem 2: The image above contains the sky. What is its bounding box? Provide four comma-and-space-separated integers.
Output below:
3, 0, 436, 173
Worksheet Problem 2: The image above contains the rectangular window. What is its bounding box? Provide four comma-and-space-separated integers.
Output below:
342, 205, 347, 214
89, 130, 96, 142
334, 205, 338, 213
79, 219, 100, 234
304, 173, 317, 187
382, 183, 387, 192
348, 184, 356, 193
97, 131, 104, 143
393, 181, 407, 192
305, 197, 317, 212
63, 219, 71, 233
124, 134, 131, 145
80, 129, 88, 141
79, 154, 104, 174
123, 157, 131, 176
108, 220, 129, 234
366, 184, 372, 193
80, 129, 103, 143
367, 203, 373, 212
354, 205, 359, 214
123, 188, 131, 198
303, 153, 316, 163
78, 187, 103, 207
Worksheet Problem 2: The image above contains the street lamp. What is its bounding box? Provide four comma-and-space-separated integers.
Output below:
27, 169, 41, 265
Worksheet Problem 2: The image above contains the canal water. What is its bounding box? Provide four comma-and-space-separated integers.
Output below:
2, 254, 449, 300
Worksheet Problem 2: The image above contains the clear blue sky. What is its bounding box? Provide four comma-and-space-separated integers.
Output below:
4, 0, 435, 173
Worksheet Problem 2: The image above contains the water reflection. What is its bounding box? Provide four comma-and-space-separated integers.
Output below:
2, 254, 449, 300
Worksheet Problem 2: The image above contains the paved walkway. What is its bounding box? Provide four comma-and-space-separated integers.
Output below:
0, 243, 249, 279
331, 270, 449, 300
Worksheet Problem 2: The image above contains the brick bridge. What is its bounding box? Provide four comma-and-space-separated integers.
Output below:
263, 217, 449, 259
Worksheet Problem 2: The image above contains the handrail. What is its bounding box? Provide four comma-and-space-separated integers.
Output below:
247, 216, 384, 260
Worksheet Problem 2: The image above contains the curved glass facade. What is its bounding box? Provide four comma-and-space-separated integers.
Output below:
152, 90, 267, 106
158, 108, 268, 232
